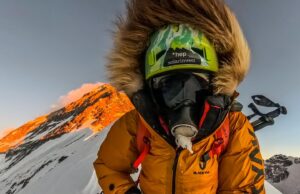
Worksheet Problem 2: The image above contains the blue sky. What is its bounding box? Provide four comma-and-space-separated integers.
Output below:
0, 0, 299, 159
227, 0, 300, 158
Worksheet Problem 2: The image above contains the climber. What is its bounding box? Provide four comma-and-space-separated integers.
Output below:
94, 0, 265, 193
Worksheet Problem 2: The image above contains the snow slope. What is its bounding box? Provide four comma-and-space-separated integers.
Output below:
273, 161, 300, 194
0, 125, 110, 194
266, 155, 300, 194
265, 181, 282, 194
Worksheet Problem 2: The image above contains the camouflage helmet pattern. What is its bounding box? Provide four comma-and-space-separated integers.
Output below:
145, 24, 218, 80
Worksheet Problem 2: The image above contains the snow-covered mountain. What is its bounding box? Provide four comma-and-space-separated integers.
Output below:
0, 84, 133, 194
266, 154, 300, 194
0, 84, 282, 194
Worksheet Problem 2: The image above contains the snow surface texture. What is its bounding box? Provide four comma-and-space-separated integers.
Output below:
266, 154, 300, 194
0, 125, 110, 194
265, 181, 282, 194
0, 125, 282, 194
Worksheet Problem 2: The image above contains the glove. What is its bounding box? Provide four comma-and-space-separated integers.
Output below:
125, 186, 142, 194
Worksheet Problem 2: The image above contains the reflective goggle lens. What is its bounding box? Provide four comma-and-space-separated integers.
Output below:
151, 73, 210, 109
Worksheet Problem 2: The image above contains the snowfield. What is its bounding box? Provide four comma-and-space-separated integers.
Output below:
0, 126, 109, 194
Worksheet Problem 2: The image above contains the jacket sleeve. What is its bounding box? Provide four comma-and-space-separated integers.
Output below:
93, 110, 139, 194
218, 112, 265, 194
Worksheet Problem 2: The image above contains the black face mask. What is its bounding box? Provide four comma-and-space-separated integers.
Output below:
149, 72, 211, 130
150, 73, 210, 108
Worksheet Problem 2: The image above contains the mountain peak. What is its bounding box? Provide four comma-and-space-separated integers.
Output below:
0, 84, 134, 154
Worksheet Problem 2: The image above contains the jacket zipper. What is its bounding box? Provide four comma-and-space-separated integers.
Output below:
150, 125, 182, 194
172, 148, 182, 194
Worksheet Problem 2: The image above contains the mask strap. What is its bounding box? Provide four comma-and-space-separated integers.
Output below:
158, 116, 170, 136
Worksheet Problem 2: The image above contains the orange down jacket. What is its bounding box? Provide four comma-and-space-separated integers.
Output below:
93, 109, 265, 194
95, 0, 265, 193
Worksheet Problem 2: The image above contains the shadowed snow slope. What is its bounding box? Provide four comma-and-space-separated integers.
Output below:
266, 154, 300, 194
0, 127, 108, 194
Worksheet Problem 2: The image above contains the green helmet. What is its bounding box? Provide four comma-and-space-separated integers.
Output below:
145, 24, 218, 80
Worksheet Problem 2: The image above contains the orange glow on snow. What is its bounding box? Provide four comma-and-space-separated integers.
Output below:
0, 116, 47, 153
0, 84, 134, 153
0, 128, 15, 139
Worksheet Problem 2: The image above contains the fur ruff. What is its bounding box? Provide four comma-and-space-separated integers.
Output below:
106, 0, 250, 97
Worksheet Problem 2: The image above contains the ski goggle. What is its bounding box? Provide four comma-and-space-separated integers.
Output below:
150, 72, 210, 110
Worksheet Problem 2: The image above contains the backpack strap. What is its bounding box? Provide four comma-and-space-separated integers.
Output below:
132, 119, 151, 170
199, 116, 230, 169
209, 116, 230, 157
199, 99, 244, 168
133, 115, 170, 170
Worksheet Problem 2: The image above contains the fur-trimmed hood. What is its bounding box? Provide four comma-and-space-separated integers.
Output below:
106, 0, 250, 98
